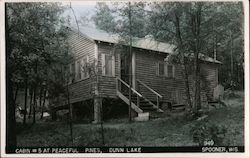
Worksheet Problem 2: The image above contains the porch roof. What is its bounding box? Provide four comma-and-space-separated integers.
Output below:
75, 26, 221, 64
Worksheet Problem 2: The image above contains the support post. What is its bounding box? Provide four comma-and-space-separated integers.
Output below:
69, 103, 73, 144
116, 78, 119, 92
157, 96, 159, 110
137, 95, 140, 108
93, 97, 102, 123
128, 2, 132, 122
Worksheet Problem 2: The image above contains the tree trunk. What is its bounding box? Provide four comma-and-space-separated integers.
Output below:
39, 84, 43, 108
40, 89, 46, 119
183, 64, 192, 109
6, 70, 16, 153
128, 2, 132, 122
100, 98, 104, 145
66, 79, 73, 144
32, 86, 37, 124
39, 84, 43, 118
28, 88, 33, 119
6, 3, 17, 151
23, 76, 28, 125
193, 4, 202, 115
14, 84, 19, 105
230, 30, 234, 92
32, 60, 38, 124
174, 13, 192, 110
94, 97, 101, 123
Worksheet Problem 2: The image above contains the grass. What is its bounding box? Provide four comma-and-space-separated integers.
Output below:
16, 91, 244, 147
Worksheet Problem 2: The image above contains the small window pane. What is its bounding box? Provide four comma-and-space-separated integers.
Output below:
168, 65, 173, 78
77, 61, 81, 80
105, 55, 113, 76
82, 57, 88, 78
159, 63, 164, 76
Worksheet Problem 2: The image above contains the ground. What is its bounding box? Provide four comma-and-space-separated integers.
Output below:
16, 91, 244, 147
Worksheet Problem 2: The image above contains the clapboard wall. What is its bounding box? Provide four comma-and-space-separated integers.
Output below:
135, 50, 186, 103
200, 63, 219, 100
67, 31, 95, 104
135, 49, 219, 103
97, 42, 121, 98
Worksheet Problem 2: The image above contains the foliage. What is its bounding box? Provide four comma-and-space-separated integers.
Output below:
92, 2, 244, 90
6, 2, 72, 149
92, 2, 149, 38
92, 3, 116, 32
148, 2, 244, 90
7, 2, 72, 107
190, 120, 227, 146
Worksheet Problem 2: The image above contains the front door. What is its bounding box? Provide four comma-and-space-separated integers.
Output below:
120, 54, 130, 93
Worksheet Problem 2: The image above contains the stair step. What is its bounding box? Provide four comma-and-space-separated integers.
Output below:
134, 112, 149, 121
141, 107, 157, 111
171, 104, 185, 111
172, 104, 185, 108
140, 100, 150, 104
149, 112, 166, 119
171, 104, 185, 112
140, 104, 153, 108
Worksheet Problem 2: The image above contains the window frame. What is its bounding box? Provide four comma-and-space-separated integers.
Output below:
69, 62, 75, 83
166, 64, 175, 78
81, 55, 89, 80
68, 55, 90, 84
76, 60, 82, 81
102, 53, 115, 77
157, 62, 175, 78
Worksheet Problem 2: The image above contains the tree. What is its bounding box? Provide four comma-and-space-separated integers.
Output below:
92, 2, 116, 32
93, 2, 149, 38
148, 2, 197, 111
6, 2, 71, 151
147, 2, 244, 115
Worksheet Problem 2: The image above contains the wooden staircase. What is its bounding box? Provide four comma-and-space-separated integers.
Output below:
116, 77, 163, 121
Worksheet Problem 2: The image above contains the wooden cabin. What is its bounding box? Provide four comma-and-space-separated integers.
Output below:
53, 26, 221, 122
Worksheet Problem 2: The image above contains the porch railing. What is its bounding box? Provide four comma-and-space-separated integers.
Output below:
136, 79, 163, 110
116, 77, 142, 108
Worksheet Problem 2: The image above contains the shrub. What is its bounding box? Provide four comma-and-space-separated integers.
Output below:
190, 121, 227, 146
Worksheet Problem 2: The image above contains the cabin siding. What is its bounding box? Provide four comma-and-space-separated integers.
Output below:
200, 63, 218, 100
68, 31, 95, 62
135, 50, 186, 103
135, 50, 219, 103
67, 31, 96, 104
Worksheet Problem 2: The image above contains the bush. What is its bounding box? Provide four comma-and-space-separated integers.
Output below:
190, 121, 227, 146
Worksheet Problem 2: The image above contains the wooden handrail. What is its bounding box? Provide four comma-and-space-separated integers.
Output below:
116, 77, 142, 97
136, 79, 163, 98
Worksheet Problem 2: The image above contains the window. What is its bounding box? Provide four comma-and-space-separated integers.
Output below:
76, 60, 82, 80
82, 56, 89, 79
69, 55, 89, 84
158, 63, 165, 76
167, 65, 174, 78
157, 62, 175, 78
102, 53, 115, 76
70, 63, 75, 83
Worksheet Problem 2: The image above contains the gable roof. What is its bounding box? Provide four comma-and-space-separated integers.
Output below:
75, 26, 175, 53
73, 26, 221, 64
